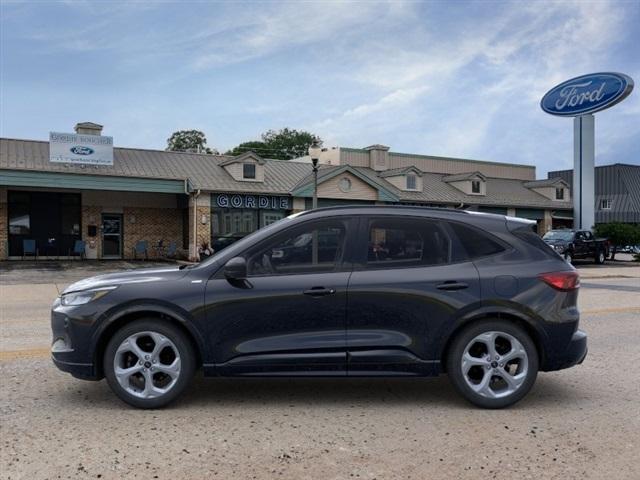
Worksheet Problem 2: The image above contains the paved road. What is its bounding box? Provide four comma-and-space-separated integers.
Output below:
1, 265, 639, 479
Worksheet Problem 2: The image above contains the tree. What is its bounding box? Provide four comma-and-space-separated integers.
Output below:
166, 130, 216, 154
226, 128, 321, 160
225, 141, 268, 157
594, 222, 640, 260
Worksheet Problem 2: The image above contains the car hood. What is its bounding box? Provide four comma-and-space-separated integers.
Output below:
62, 266, 188, 294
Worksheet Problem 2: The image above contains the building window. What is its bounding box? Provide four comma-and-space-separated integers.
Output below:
406, 174, 417, 190
600, 199, 612, 210
555, 188, 564, 200
243, 163, 256, 179
8, 192, 30, 234
471, 180, 481, 194
339, 177, 352, 192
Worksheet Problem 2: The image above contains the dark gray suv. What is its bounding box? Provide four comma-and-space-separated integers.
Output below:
51, 206, 587, 409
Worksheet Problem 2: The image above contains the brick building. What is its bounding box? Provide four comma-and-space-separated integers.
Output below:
0, 123, 573, 261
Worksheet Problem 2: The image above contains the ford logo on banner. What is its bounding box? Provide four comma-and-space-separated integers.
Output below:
70, 146, 95, 155
541, 72, 634, 116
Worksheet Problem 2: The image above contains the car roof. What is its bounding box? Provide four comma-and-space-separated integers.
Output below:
295, 205, 504, 221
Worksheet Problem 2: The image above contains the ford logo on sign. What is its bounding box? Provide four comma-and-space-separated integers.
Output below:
70, 146, 95, 155
541, 72, 633, 116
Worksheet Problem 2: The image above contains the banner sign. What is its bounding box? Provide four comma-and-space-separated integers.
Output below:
49, 132, 114, 166
214, 193, 290, 210
540, 72, 634, 117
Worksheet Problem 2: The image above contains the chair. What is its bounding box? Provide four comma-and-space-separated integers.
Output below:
69, 240, 86, 260
165, 241, 177, 258
153, 239, 165, 258
22, 239, 38, 260
133, 240, 148, 260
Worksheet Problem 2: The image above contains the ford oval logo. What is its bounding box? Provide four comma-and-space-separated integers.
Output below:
541, 72, 633, 117
70, 146, 95, 155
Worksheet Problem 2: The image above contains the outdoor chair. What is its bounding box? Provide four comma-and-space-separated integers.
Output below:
22, 239, 38, 260
133, 240, 149, 260
69, 240, 86, 260
165, 241, 177, 258
153, 239, 165, 258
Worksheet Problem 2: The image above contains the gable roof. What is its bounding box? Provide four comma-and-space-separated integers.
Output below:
219, 151, 266, 166
523, 177, 568, 188
378, 166, 423, 178
291, 164, 399, 202
443, 171, 487, 182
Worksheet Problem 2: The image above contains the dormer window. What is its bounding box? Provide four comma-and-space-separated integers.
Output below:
555, 187, 564, 200
243, 163, 256, 180
471, 180, 481, 194
406, 174, 417, 190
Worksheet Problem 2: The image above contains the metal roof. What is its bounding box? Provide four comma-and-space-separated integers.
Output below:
1, 137, 572, 209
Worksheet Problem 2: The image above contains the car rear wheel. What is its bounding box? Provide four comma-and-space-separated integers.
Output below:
104, 319, 196, 409
564, 252, 573, 264
446, 320, 538, 409
595, 250, 606, 264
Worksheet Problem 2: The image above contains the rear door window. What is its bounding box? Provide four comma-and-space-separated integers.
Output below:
363, 217, 451, 269
447, 222, 505, 259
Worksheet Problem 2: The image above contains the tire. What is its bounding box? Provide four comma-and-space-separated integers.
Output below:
564, 252, 573, 264
446, 320, 538, 409
104, 319, 196, 409
595, 250, 606, 265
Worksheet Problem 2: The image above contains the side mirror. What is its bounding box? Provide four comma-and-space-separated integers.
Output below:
224, 256, 247, 280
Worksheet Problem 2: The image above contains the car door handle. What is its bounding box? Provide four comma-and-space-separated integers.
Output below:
303, 287, 336, 297
436, 281, 469, 291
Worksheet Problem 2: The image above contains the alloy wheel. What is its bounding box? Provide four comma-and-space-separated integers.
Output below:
113, 331, 181, 399
461, 331, 529, 399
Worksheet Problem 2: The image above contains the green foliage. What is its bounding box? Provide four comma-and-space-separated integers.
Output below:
594, 222, 640, 260
166, 130, 216, 154
226, 128, 321, 160
225, 141, 269, 157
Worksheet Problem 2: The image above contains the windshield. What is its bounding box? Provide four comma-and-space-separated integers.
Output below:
193, 214, 296, 269
543, 231, 574, 241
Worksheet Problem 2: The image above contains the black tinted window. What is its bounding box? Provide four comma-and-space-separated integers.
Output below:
448, 222, 505, 259
513, 226, 558, 259
365, 218, 450, 268
247, 221, 346, 276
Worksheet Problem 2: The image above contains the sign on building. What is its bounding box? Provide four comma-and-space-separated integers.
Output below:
49, 132, 114, 166
214, 193, 290, 210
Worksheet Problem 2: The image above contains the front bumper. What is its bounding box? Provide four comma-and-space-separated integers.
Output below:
51, 305, 101, 380
544, 329, 587, 371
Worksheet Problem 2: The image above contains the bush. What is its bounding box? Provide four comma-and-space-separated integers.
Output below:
594, 223, 640, 260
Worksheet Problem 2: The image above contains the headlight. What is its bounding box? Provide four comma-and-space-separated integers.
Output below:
60, 286, 117, 306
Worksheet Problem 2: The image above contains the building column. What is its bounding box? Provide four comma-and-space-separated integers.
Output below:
188, 192, 211, 261
292, 197, 306, 214
540, 209, 553, 234
507, 207, 516, 217
0, 188, 7, 260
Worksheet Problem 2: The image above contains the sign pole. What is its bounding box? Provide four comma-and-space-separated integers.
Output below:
573, 114, 595, 230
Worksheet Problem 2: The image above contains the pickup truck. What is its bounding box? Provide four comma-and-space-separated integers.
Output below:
542, 229, 609, 264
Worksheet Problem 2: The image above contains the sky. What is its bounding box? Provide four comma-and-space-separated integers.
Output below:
1, 0, 639, 178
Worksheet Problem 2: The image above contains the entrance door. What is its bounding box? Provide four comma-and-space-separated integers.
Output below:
102, 214, 123, 258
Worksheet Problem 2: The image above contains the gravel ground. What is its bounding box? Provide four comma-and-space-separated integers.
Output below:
0, 265, 639, 479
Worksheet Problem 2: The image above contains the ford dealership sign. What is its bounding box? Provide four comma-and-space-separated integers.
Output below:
50, 132, 114, 166
541, 72, 633, 116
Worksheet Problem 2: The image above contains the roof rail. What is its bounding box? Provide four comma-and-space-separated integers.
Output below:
295, 204, 474, 217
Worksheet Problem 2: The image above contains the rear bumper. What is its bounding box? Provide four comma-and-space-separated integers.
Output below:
543, 329, 587, 371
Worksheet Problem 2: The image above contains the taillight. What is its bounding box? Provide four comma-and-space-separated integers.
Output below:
539, 271, 580, 291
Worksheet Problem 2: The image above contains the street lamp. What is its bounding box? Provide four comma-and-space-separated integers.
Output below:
308, 140, 322, 209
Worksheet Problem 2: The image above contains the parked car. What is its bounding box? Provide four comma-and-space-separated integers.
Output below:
542, 229, 609, 264
52, 206, 586, 409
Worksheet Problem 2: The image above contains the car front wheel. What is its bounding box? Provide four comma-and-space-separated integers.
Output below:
104, 319, 196, 408
446, 320, 538, 409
